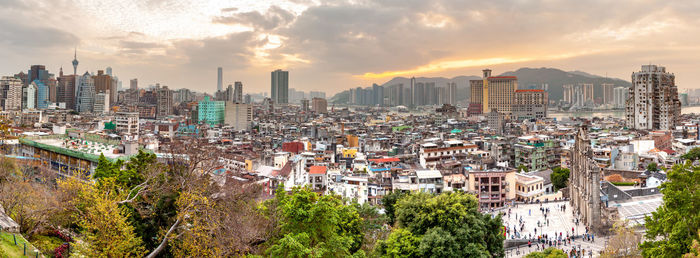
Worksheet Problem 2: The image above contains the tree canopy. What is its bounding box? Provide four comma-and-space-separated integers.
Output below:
376, 191, 504, 257
524, 247, 567, 258
551, 167, 570, 191
640, 161, 700, 257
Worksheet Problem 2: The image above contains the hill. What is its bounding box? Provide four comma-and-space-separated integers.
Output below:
330, 67, 631, 104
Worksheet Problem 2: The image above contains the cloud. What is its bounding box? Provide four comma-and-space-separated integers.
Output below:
213, 5, 295, 31
0, 19, 78, 51
170, 31, 264, 70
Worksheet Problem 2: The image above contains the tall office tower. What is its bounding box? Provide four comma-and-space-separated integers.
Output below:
0, 76, 23, 110
562, 84, 574, 104
93, 70, 114, 105
72, 48, 79, 75
578, 83, 594, 104
271, 69, 289, 104
468, 69, 517, 118
601, 83, 614, 105
93, 92, 109, 114
613, 87, 628, 109
156, 85, 173, 118
410, 77, 416, 106
233, 81, 243, 103
448, 82, 457, 105
625, 65, 681, 130
75, 72, 95, 113
29, 65, 49, 83
130, 79, 138, 90
312, 97, 328, 114
57, 74, 77, 109
23, 83, 36, 110
34, 80, 49, 109
217, 67, 223, 92
513, 89, 548, 120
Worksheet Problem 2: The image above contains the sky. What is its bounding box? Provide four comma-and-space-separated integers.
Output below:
1, 0, 699, 95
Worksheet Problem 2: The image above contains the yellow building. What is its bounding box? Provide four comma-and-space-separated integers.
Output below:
515, 173, 545, 202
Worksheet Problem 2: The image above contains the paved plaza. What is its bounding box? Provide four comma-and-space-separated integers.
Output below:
499, 201, 608, 257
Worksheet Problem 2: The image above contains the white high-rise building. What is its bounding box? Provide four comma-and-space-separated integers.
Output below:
613, 87, 628, 109
1, 76, 23, 110
93, 92, 109, 114
22, 83, 36, 110
625, 65, 681, 130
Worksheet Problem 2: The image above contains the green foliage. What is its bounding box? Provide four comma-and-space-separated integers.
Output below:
376, 191, 504, 257
647, 162, 658, 172
610, 181, 635, 186
266, 186, 365, 257
381, 190, 406, 226
682, 148, 700, 161
524, 247, 567, 258
517, 164, 529, 173
93, 150, 156, 189
29, 235, 63, 256
640, 161, 700, 257
375, 228, 419, 257
551, 167, 570, 191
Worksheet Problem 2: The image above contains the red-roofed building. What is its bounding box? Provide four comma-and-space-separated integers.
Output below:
468, 69, 517, 118
368, 157, 400, 163
308, 165, 328, 192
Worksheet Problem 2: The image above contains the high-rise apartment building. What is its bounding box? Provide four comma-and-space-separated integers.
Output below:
75, 72, 95, 113
271, 69, 289, 104
198, 96, 225, 126
156, 85, 173, 118
579, 83, 594, 104
224, 103, 252, 131
312, 97, 328, 114
23, 83, 36, 110
626, 65, 680, 130
613, 87, 628, 109
601, 83, 614, 105
0, 76, 23, 110
233, 81, 243, 103
130, 79, 138, 90
469, 69, 517, 118
93, 92, 109, 114
217, 67, 223, 92
513, 89, 548, 120
448, 82, 457, 105
562, 84, 573, 104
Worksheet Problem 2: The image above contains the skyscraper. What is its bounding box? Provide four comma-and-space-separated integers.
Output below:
513, 89, 548, 120
23, 83, 36, 110
75, 72, 95, 113
156, 85, 173, 118
448, 82, 457, 105
217, 67, 223, 92
34, 80, 49, 109
271, 69, 289, 104
601, 83, 614, 105
130, 79, 138, 90
93, 70, 114, 106
233, 81, 243, 103
625, 65, 680, 130
468, 69, 517, 118
0, 76, 23, 110
613, 87, 628, 109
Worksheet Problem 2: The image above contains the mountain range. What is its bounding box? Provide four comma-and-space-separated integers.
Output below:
330, 67, 632, 104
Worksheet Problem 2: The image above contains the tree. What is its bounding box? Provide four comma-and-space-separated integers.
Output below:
381, 190, 406, 226
686, 231, 700, 258
517, 164, 529, 173
647, 162, 658, 172
58, 177, 146, 257
375, 228, 419, 258
682, 147, 700, 161
601, 220, 642, 257
376, 191, 504, 257
265, 186, 364, 257
524, 247, 567, 258
640, 161, 700, 257
551, 167, 570, 191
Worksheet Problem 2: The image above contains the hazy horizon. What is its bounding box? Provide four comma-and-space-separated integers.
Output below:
2, 0, 699, 95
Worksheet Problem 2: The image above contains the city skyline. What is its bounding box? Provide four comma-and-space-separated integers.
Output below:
2, 0, 700, 95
